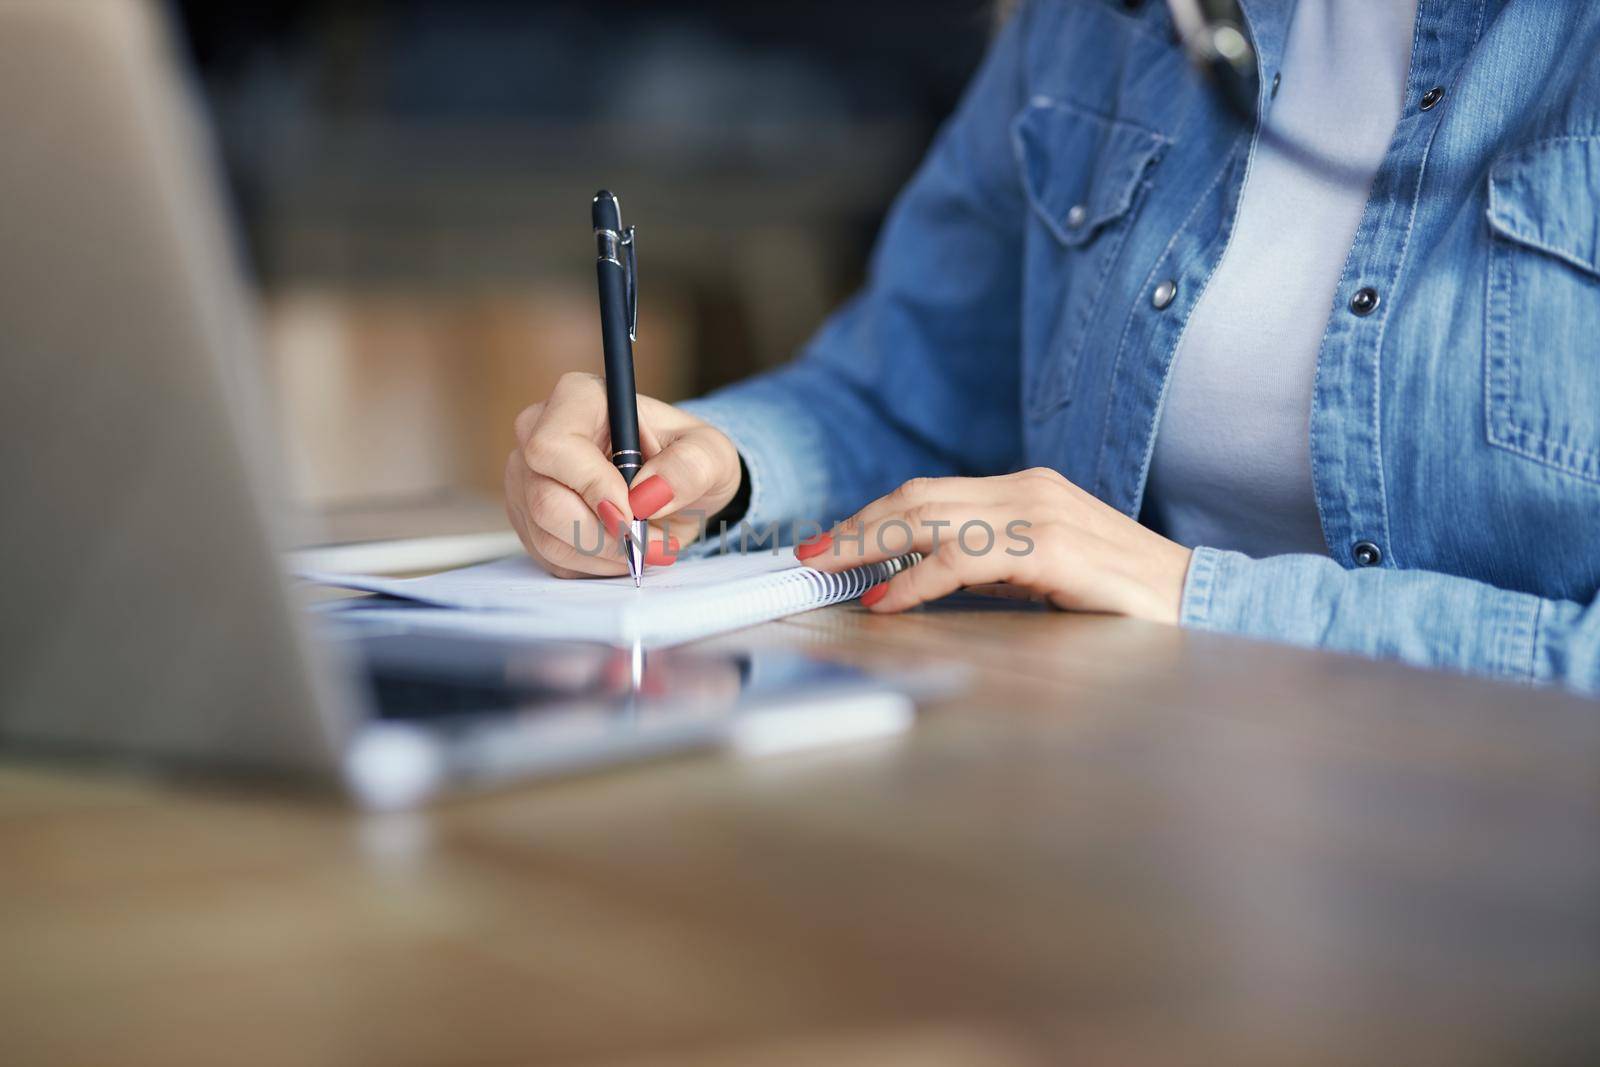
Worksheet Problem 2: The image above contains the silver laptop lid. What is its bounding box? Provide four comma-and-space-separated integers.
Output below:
0, 0, 355, 773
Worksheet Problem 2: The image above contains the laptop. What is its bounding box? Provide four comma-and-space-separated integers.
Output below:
0, 0, 913, 807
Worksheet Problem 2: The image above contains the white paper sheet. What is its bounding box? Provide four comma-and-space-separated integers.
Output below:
302, 551, 801, 611
299, 550, 911, 647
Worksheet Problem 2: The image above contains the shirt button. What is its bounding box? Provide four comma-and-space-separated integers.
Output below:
1271, 72, 1281, 99
1352, 541, 1383, 567
1349, 286, 1380, 316
1419, 86, 1445, 111
1152, 279, 1178, 310
1065, 203, 1088, 229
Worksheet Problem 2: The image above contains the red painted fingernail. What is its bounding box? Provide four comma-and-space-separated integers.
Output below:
629, 475, 674, 519
644, 535, 680, 567
860, 583, 888, 608
795, 532, 833, 561
596, 500, 626, 538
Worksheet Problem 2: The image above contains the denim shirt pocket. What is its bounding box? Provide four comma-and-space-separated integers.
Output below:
1484, 135, 1600, 485
1011, 96, 1168, 419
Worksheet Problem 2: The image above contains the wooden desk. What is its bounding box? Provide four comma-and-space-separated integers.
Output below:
4, 603, 1598, 1067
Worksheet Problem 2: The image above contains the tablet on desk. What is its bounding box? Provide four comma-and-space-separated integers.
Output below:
329, 626, 925, 809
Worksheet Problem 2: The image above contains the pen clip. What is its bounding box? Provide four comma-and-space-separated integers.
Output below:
621, 225, 638, 342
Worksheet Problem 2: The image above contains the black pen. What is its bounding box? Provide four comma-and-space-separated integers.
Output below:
592, 190, 646, 587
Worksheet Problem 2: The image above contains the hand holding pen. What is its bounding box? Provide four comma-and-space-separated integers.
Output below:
501, 193, 746, 581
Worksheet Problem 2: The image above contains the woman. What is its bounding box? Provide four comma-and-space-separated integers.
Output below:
506, 0, 1600, 693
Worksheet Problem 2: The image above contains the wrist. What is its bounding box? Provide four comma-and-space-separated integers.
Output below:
704, 453, 751, 532
1131, 540, 1192, 625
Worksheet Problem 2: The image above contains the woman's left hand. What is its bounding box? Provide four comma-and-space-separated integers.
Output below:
799, 467, 1193, 624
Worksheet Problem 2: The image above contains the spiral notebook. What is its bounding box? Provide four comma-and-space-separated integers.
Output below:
302, 551, 919, 648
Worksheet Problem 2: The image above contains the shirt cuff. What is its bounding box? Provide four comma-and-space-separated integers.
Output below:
1178, 545, 1228, 630
1180, 545, 1542, 683
677, 392, 829, 553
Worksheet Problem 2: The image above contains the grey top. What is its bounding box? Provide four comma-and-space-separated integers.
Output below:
1144, 0, 1419, 558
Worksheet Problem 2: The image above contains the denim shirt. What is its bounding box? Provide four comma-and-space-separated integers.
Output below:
681, 0, 1600, 694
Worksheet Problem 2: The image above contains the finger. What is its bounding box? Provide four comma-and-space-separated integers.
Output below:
507, 452, 607, 578
523, 427, 634, 528
808, 477, 1009, 566
504, 450, 538, 556
528, 521, 629, 578
627, 426, 739, 522
512, 402, 546, 446
636, 394, 688, 456
537, 378, 694, 453
524, 472, 631, 577
637, 526, 683, 567
530, 520, 678, 574
528, 473, 684, 572
807, 500, 993, 572
534, 371, 609, 435
518, 371, 639, 515
864, 542, 1016, 614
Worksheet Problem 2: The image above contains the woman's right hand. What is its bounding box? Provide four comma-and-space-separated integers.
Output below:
504, 372, 744, 578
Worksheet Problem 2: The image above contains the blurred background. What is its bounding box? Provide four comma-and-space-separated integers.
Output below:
172, 1, 993, 512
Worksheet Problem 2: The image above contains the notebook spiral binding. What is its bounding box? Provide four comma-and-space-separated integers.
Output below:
632, 553, 922, 646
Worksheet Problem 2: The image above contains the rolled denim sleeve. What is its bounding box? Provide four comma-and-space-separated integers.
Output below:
677, 388, 829, 550
677, 5, 1033, 542
1182, 547, 1600, 693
